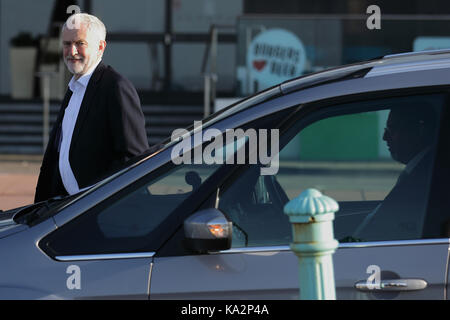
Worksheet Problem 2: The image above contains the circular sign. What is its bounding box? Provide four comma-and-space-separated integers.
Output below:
247, 28, 306, 91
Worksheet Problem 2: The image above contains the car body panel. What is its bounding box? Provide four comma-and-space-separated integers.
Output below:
150, 248, 299, 300
0, 220, 28, 239
150, 241, 449, 300
281, 67, 450, 109
0, 215, 152, 299
334, 241, 449, 300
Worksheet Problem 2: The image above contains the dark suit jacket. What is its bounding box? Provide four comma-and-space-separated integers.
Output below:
357, 149, 434, 241
34, 62, 149, 202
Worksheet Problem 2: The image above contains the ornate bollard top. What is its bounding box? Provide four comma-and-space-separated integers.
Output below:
284, 188, 339, 223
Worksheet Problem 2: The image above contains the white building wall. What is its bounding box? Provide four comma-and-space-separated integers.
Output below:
0, 0, 54, 95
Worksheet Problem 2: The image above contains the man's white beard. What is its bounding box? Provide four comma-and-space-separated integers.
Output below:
64, 58, 85, 75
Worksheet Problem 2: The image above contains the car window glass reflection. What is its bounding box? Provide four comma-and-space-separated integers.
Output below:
45, 163, 220, 255
218, 94, 444, 248
97, 164, 219, 239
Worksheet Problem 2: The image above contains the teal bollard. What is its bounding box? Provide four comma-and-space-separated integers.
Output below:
284, 188, 339, 300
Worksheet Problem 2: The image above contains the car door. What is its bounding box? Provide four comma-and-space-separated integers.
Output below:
38, 160, 222, 299
150, 90, 450, 299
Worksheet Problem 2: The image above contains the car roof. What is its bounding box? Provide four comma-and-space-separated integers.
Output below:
280, 49, 450, 94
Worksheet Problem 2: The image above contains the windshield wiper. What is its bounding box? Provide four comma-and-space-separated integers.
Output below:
13, 194, 77, 226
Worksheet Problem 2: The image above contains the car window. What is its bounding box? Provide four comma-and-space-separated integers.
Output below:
218, 93, 445, 248
96, 164, 219, 239
43, 162, 220, 256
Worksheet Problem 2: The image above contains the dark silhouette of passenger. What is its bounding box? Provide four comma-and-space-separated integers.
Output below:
354, 105, 438, 241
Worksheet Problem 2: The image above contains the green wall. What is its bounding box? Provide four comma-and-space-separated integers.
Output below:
280, 112, 380, 161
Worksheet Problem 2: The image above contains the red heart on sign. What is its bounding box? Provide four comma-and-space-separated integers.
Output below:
253, 60, 267, 71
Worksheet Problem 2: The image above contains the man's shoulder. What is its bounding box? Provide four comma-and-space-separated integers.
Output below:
97, 63, 135, 89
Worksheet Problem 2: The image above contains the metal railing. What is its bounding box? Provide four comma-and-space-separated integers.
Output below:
201, 24, 236, 118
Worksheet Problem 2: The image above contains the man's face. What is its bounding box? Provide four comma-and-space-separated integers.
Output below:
383, 111, 422, 164
62, 23, 106, 79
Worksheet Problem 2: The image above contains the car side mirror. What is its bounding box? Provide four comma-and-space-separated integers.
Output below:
183, 208, 232, 253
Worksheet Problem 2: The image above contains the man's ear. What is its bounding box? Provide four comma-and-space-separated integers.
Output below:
99, 40, 106, 54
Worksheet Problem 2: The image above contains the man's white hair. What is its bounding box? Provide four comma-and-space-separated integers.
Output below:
63, 13, 107, 42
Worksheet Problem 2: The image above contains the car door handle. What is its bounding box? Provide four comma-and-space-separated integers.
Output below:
354, 278, 428, 291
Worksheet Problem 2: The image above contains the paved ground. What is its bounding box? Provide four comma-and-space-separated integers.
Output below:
0, 155, 41, 211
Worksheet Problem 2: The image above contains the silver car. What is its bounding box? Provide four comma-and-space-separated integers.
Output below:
1, 49, 450, 300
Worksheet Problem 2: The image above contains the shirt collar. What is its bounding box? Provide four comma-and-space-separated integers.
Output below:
68, 59, 102, 91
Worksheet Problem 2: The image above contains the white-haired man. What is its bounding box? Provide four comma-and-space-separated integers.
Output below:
35, 13, 149, 202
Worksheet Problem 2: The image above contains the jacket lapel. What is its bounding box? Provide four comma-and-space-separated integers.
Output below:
70, 62, 107, 150
44, 88, 72, 156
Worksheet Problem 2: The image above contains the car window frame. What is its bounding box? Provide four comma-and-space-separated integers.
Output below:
211, 86, 450, 252
422, 91, 450, 239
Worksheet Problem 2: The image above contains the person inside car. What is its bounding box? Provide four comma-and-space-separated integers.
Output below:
352, 103, 438, 241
